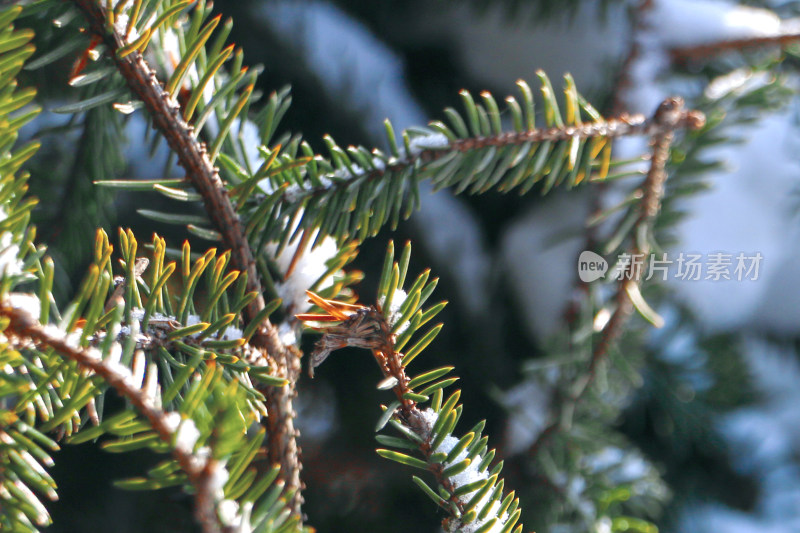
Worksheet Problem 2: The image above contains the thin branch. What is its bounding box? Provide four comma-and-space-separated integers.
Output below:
671, 32, 800, 64
271, 107, 703, 209
0, 301, 232, 533
611, 0, 654, 116
593, 96, 690, 369
69, 0, 303, 511
529, 97, 703, 456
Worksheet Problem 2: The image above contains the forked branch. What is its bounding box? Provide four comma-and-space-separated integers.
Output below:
70, 0, 303, 513
530, 96, 704, 456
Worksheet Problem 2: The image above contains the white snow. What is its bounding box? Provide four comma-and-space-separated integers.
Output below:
278, 321, 297, 346
414, 409, 508, 532
220, 325, 243, 341
130, 349, 146, 389
417, 407, 439, 433
208, 461, 229, 499
163, 411, 181, 432
648, 0, 781, 48
174, 417, 201, 454
704, 68, 771, 101
164, 412, 203, 457
113, 12, 139, 42
378, 288, 410, 334
102, 342, 138, 389
408, 133, 450, 156
267, 227, 338, 314
143, 362, 160, 407
583, 446, 651, 484
0, 222, 22, 278
6, 293, 40, 322
217, 499, 239, 526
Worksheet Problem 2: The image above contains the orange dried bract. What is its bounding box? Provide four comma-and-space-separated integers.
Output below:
298, 291, 395, 377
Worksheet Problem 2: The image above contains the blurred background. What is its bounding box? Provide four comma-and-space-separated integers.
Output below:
16, 0, 800, 531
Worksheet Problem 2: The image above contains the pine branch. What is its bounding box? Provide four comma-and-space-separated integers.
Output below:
274, 108, 701, 209
529, 96, 700, 457
592, 97, 687, 354
0, 301, 232, 533
671, 32, 800, 63
300, 245, 521, 532
240, 75, 704, 259
68, 0, 304, 510
69, 0, 261, 328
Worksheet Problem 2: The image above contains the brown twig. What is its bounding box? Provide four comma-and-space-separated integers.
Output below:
528, 97, 704, 456
671, 32, 800, 64
612, 0, 654, 116
0, 301, 232, 533
69, 0, 304, 513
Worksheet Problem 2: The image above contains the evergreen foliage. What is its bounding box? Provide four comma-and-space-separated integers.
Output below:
0, 1, 796, 532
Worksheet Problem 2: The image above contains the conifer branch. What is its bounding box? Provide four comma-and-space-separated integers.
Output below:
69, 0, 304, 511
301, 276, 521, 532
303, 300, 479, 527
593, 96, 691, 356
529, 96, 703, 456
671, 32, 800, 63
274, 106, 702, 208
0, 301, 231, 533
70, 0, 262, 328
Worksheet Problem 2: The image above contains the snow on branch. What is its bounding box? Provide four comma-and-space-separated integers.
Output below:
68, 0, 304, 510
0, 300, 237, 533
298, 255, 521, 532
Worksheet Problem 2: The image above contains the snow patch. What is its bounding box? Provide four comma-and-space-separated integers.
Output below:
408, 133, 450, 156
0, 219, 22, 278
278, 321, 297, 346
267, 227, 338, 314
6, 293, 40, 322
208, 461, 229, 499
378, 289, 410, 334
175, 418, 201, 454
648, 0, 781, 47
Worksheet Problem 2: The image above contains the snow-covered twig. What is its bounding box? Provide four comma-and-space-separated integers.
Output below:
0, 301, 234, 533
